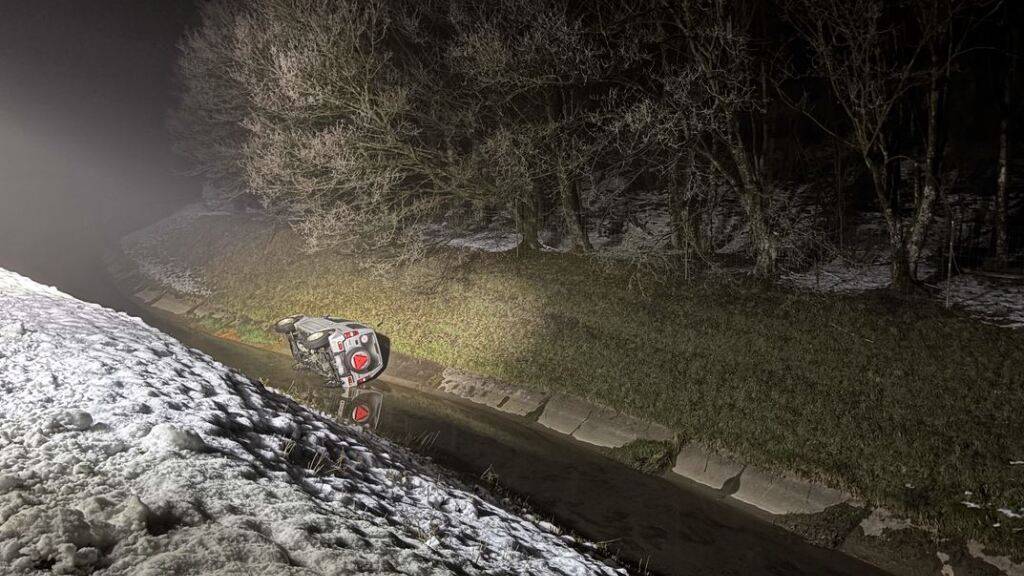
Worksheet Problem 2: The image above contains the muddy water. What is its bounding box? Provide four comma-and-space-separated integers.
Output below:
120, 303, 889, 576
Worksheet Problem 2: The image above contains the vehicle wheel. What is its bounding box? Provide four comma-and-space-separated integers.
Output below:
287, 337, 303, 362
313, 348, 335, 376
274, 316, 300, 334
305, 330, 333, 349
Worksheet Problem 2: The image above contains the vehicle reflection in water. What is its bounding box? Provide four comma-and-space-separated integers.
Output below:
129, 305, 888, 576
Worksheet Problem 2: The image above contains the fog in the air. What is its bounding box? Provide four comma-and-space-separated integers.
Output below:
0, 0, 199, 304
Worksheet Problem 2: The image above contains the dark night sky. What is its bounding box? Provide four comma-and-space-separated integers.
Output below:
0, 0, 200, 301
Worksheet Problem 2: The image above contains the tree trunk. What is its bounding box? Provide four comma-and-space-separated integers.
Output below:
907, 59, 946, 277
515, 192, 541, 251
834, 140, 846, 251
728, 134, 777, 278
889, 223, 914, 292
995, 18, 1016, 266
908, 179, 938, 277
668, 164, 708, 276
995, 95, 1010, 265
735, 194, 778, 277
558, 163, 591, 252
748, 210, 777, 278
863, 152, 914, 291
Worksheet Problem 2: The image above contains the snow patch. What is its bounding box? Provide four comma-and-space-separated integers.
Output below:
1, 321, 26, 338
121, 204, 222, 296
997, 508, 1023, 520
0, 267, 622, 575
782, 259, 896, 294
936, 274, 1024, 329
447, 230, 523, 252
141, 424, 207, 454
859, 507, 914, 537
783, 255, 1024, 329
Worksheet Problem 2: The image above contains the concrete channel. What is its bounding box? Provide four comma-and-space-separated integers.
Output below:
96, 269, 897, 576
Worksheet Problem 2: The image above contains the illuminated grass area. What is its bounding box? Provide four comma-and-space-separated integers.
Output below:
152, 213, 1024, 556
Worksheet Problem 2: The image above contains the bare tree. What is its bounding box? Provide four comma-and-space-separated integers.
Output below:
169, 0, 251, 203
590, 0, 780, 276
994, 2, 1018, 266
596, 90, 718, 272
448, 0, 610, 252
784, 0, 990, 290
662, 0, 779, 276
176, 0, 474, 263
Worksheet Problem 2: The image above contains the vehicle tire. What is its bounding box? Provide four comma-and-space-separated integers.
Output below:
313, 348, 335, 377
305, 330, 333, 349
287, 337, 304, 362
274, 316, 300, 334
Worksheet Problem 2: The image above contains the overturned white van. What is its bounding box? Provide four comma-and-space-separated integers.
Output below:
274, 315, 385, 388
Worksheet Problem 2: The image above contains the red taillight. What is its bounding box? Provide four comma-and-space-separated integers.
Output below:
351, 352, 369, 371
352, 405, 371, 423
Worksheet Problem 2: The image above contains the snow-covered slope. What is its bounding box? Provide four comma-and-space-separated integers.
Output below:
0, 269, 623, 576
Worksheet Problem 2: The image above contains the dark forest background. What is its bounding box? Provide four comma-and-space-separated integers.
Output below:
173, 0, 1023, 292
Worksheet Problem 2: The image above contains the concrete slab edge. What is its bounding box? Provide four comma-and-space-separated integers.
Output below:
730, 464, 851, 515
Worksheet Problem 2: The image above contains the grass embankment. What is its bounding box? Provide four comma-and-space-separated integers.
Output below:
150, 212, 1024, 556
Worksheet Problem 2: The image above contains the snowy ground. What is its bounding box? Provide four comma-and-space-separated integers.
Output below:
777, 206, 1024, 328
120, 204, 225, 297
0, 268, 623, 575
934, 274, 1024, 329
782, 258, 1024, 329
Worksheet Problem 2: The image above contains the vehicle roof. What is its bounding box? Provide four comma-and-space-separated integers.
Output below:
294, 316, 345, 333
293, 316, 368, 334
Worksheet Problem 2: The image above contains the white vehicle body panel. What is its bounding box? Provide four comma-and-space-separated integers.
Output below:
285, 316, 385, 387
